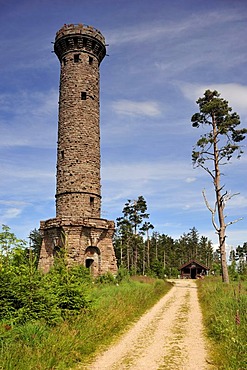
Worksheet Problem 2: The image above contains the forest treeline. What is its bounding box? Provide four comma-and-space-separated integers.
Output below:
0, 192, 246, 326
1, 195, 246, 285
114, 196, 246, 277
114, 196, 215, 276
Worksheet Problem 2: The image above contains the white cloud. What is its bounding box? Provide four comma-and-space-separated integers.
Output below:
225, 194, 247, 209
205, 227, 247, 250
185, 177, 196, 183
102, 160, 193, 182
107, 10, 246, 46
0, 160, 55, 204
0, 200, 27, 206
179, 83, 247, 116
0, 89, 58, 148
101, 160, 207, 214
1, 207, 22, 221
112, 100, 161, 117
0, 166, 54, 181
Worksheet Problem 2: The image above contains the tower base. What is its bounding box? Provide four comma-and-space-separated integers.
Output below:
39, 216, 118, 277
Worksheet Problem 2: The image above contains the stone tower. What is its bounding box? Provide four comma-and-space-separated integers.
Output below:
39, 24, 117, 276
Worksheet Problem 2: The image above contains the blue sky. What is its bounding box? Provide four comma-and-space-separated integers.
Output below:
0, 0, 246, 253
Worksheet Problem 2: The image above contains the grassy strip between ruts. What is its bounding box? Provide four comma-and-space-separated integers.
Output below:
197, 276, 247, 370
0, 277, 171, 370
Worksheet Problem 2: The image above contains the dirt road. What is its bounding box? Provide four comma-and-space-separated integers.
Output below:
85, 280, 212, 370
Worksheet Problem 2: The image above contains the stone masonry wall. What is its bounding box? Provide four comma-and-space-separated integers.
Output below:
39, 217, 117, 276
55, 24, 105, 219
39, 24, 118, 276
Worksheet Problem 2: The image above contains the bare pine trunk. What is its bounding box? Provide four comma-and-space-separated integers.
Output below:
142, 243, 145, 275
120, 241, 123, 266
213, 115, 229, 283
219, 231, 229, 283
147, 238, 150, 268
127, 241, 130, 271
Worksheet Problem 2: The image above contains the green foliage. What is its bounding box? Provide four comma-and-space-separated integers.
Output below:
28, 228, 42, 264
236, 243, 247, 275
191, 91, 246, 158
115, 266, 130, 283
228, 243, 247, 279
0, 277, 171, 370
0, 225, 92, 325
150, 259, 164, 278
115, 198, 214, 277
228, 260, 239, 281
47, 264, 92, 320
0, 224, 27, 251
191, 90, 247, 283
115, 196, 153, 273
122, 196, 149, 234
198, 277, 247, 369
0, 224, 27, 270
9, 321, 49, 347
95, 271, 116, 284
191, 89, 246, 191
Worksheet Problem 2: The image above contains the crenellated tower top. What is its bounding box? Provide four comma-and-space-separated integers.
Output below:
54, 23, 106, 64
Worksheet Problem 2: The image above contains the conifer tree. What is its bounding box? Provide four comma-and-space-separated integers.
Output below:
116, 196, 150, 272
191, 90, 247, 283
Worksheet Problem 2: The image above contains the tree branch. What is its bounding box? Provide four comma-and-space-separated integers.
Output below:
224, 192, 240, 202
202, 189, 219, 232
198, 163, 215, 180
226, 217, 243, 228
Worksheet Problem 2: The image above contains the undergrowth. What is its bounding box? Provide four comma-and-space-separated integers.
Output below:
197, 277, 247, 370
0, 276, 171, 370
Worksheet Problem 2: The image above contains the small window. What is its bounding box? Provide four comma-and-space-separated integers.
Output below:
62, 58, 67, 66
90, 197, 94, 207
81, 92, 86, 100
89, 56, 93, 65
74, 54, 80, 63
61, 150, 64, 159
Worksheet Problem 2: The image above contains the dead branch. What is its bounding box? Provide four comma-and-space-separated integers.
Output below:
202, 189, 219, 232
199, 164, 214, 180
226, 217, 243, 228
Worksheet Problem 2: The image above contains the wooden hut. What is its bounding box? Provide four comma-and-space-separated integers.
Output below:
179, 259, 210, 279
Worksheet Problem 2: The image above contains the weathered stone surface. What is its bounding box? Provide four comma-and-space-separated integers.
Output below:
39, 24, 117, 276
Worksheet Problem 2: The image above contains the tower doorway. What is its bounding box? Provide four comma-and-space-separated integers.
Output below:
85, 246, 101, 276
85, 259, 94, 268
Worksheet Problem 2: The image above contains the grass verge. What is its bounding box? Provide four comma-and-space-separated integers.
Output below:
197, 277, 247, 370
0, 277, 171, 370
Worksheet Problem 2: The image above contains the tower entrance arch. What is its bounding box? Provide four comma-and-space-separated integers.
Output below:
85, 246, 101, 275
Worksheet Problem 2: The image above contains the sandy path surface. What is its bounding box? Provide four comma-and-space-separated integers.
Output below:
83, 280, 212, 370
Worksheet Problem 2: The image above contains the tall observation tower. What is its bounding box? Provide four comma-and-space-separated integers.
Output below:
39, 24, 117, 276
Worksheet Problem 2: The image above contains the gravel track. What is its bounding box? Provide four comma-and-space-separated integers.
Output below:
83, 280, 213, 370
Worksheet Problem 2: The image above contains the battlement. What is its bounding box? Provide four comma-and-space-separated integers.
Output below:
55, 23, 105, 44
55, 23, 105, 45
54, 23, 106, 63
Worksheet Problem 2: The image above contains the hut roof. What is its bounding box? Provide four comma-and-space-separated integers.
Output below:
178, 259, 210, 271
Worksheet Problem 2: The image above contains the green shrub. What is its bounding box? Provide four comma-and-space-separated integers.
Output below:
0, 246, 93, 325
95, 271, 116, 284
0, 277, 171, 370
198, 277, 247, 369
115, 266, 130, 283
